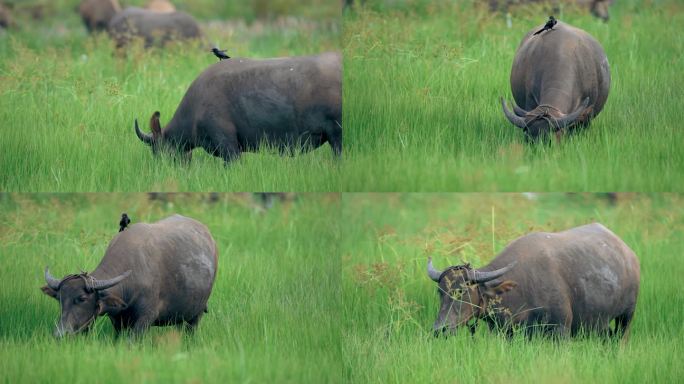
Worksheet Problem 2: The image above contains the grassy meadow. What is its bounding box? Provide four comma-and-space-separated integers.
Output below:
342, 1, 684, 191
341, 193, 684, 382
0, 193, 341, 382
0, 1, 340, 192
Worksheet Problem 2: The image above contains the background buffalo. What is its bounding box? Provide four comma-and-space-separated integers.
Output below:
108, 7, 202, 48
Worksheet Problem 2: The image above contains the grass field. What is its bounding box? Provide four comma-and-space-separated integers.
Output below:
341, 193, 684, 382
0, 1, 340, 192
1, 193, 682, 383
342, 1, 684, 191
0, 193, 341, 382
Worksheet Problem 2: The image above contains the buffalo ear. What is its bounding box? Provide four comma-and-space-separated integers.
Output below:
97, 293, 128, 315
483, 280, 517, 298
41, 285, 58, 299
150, 111, 162, 139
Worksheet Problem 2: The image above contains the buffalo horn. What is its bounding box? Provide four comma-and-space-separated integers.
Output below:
44, 267, 61, 290
89, 270, 132, 291
501, 97, 527, 129
134, 119, 153, 145
512, 102, 527, 117
468, 261, 517, 283
427, 257, 442, 282
555, 97, 590, 129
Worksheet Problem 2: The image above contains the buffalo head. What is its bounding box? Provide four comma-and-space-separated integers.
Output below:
41, 267, 130, 338
135, 111, 165, 155
135, 111, 192, 161
501, 97, 590, 142
427, 257, 517, 336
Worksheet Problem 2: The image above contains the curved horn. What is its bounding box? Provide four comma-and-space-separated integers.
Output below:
88, 270, 132, 291
135, 119, 153, 146
427, 257, 442, 282
468, 261, 517, 283
44, 267, 61, 290
501, 97, 527, 129
512, 102, 527, 117
555, 97, 590, 129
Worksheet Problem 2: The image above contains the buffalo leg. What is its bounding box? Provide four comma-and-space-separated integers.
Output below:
130, 311, 158, 338
181, 150, 192, 164
326, 120, 342, 158
204, 141, 241, 165
613, 310, 634, 340
219, 148, 241, 165
131, 320, 152, 337
215, 131, 241, 165
547, 304, 572, 339
184, 312, 205, 333
111, 316, 124, 337
203, 141, 240, 165
549, 324, 571, 339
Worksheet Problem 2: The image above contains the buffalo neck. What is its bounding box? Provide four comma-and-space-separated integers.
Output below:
161, 117, 195, 151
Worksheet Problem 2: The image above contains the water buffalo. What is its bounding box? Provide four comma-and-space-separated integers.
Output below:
427, 223, 640, 338
0, 3, 14, 29
108, 7, 201, 48
134, 52, 342, 162
500, 21, 610, 141
79, 0, 121, 33
587, 0, 613, 21
41, 214, 218, 338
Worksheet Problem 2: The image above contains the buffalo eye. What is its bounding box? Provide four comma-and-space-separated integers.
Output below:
74, 295, 88, 304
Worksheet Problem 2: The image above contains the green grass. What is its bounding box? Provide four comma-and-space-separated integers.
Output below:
0, 3, 340, 192
341, 193, 684, 383
1, 193, 682, 383
0, 193, 341, 382
341, 1, 684, 191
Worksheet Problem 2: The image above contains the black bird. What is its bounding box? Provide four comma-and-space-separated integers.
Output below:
119, 213, 130, 232
533, 16, 557, 36
211, 47, 230, 61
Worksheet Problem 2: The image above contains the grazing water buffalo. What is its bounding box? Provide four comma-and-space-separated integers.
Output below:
134, 52, 342, 162
428, 223, 639, 338
41, 215, 218, 338
0, 4, 12, 29
500, 21, 610, 141
108, 7, 201, 48
79, 0, 121, 33
587, 0, 613, 21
